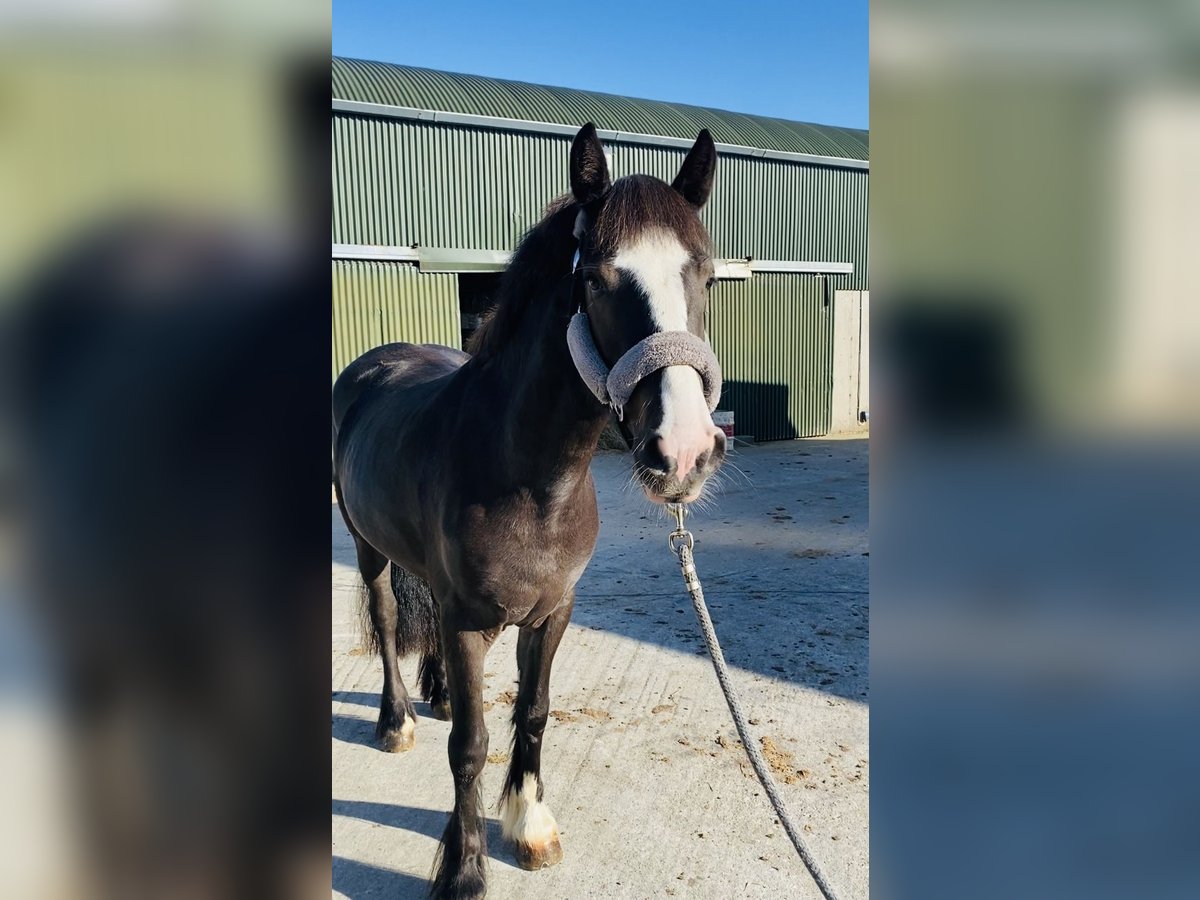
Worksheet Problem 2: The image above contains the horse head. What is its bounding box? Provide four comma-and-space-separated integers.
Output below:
567, 123, 727, 504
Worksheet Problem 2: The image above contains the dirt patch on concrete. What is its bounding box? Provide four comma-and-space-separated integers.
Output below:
790, 548, 834, 559
549, 709, 579, 723
579, 707, 612, 720
759, 735, 810, 785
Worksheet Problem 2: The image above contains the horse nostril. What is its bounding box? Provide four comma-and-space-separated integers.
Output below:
712, 430, 727, 461
655, 438, 679, 476
635, 436, 675, 477
690, 432, 726, 477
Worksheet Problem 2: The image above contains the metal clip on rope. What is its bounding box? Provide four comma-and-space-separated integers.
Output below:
665, 503, 842, 900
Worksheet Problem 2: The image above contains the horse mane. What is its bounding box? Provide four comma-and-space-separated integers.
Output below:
468, 194, 579, 360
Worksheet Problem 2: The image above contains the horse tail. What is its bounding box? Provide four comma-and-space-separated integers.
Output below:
336, 474, 382, 659
355, 579, 379, 656
389, 562, 441, 659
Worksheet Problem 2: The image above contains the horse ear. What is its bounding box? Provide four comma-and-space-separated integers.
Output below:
570, 123, 610, 204
672, 129, 716, 209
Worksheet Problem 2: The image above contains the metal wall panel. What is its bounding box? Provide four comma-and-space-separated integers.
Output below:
332, 260, 460, 380
334, 115, 567, 252
608, 142, 868, 290
333, 115, 868, 292
707, 273, 834, 440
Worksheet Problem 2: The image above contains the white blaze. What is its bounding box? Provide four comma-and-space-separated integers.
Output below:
613, 228, 717, 480
612, 227, 691, 331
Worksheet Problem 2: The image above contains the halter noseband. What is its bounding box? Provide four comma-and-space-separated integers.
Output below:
566, 247, 723, 420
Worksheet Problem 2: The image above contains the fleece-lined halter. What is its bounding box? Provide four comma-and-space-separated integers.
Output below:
565, 247, 723, 420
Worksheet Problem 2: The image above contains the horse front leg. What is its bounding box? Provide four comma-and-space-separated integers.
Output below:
430, 623, 494, 900
501, 592, 573, 870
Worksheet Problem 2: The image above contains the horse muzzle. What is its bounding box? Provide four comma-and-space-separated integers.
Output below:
633, 403, 727, 504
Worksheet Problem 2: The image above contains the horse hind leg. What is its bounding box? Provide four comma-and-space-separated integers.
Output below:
501, 593, 573, 870
419, 649, 452, 720
350, 540, 418, 752
335, 476, 424, 750
390, 563, 451, 720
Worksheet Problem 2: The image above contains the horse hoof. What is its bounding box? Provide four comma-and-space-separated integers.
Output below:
515, 835, 563, 870
378, 718, 415, 752
430, 700, 453, 721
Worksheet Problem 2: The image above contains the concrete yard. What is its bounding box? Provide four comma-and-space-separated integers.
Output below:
332, 439, 869, 899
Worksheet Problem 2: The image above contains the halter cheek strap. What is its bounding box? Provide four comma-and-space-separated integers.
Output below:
566, 249, 723, 420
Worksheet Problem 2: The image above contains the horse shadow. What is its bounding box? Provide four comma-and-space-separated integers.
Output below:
333, 799, 512, 869
332, 698, 446, 750
331, 713, 376, 749
332, 689, 379, 710
332, 855, 429, 900
567, 442, 870, 702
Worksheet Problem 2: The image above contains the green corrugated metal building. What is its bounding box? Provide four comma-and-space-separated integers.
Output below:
332, 56, 869, 439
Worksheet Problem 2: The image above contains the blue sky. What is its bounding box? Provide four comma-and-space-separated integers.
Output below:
333, 0, 868, 130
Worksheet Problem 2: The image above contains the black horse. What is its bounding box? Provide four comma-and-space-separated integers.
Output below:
333, 123, 726, 898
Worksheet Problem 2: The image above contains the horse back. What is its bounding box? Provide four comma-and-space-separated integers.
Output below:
332, 342, 468, 433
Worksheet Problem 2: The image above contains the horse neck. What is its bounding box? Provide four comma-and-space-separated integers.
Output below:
482, 281, 609, 489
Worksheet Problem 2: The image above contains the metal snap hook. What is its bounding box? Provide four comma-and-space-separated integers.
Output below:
666, 503, 693, 554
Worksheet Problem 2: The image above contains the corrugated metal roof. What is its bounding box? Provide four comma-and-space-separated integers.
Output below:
333, 57, 869, 163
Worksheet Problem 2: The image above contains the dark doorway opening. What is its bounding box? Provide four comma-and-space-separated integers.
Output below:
458, 273, 503, 350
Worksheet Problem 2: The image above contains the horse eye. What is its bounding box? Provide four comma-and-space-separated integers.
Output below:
584, 272, 603, 292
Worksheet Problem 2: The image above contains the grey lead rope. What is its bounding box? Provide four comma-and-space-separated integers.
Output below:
667, 504, 842, 900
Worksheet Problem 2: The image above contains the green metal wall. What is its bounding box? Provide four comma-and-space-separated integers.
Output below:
708, 274, 834, 440
332, 260, 460, 380
332, 115, 868, 291
330, 259, 833, 439
611, 142, 868, 288
331, 113, 867, 437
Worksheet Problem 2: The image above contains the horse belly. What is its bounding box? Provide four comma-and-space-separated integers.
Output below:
445, 537, 590, 630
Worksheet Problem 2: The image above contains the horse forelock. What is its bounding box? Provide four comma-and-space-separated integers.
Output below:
588, 175, 712, 260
